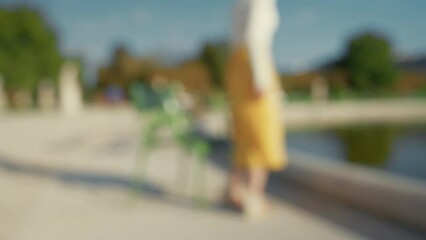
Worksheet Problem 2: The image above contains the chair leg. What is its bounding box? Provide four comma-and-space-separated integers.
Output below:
132, 146, 151, 195
194, 154, 207, 207
131, 125, 153, 196
192, 140, 210, 208
175, 150, 190, 193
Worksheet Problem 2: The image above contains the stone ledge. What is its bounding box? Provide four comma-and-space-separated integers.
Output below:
281, 150, 426, 232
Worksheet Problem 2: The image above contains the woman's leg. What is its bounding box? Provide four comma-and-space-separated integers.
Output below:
244, 167, 271, 219
247, 167, 269, 200
227, 168, 245, 209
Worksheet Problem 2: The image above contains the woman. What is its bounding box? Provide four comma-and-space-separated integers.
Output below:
225, 0, 287, 220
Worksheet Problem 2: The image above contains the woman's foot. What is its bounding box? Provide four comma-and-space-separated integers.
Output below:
243, 192, 272, 222
225, 186, 244, 211
225, 170, 245, 210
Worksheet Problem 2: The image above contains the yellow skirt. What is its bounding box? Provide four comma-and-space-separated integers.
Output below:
225, 48, 287, 171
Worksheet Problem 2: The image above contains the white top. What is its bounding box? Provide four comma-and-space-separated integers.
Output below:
232, 0, 280, 91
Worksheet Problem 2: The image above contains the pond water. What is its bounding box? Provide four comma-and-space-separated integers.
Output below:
287, 125, 426, 181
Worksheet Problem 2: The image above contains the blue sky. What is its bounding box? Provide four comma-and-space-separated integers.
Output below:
2, 0, 426, 79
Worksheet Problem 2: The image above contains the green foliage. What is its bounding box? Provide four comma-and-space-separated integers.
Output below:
206, 91, 227, 109
413, 86, 426, 98
199, 41, 229, 89
286, 90, 312, 102
344, 33, 397, 92
0, 7, 63, 91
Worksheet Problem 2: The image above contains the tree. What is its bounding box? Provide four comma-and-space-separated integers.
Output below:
344, 33, 397, 91
0, 7, 63, 92
199, 41, 229, 89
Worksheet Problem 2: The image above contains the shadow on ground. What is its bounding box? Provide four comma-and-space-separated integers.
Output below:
0, 154, 239, 215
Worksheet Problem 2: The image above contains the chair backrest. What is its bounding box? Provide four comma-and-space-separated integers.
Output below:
129, 82, 163, 111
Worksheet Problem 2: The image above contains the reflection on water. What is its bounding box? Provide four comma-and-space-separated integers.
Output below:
338, 126, 395, 167
287, 125, 426, 181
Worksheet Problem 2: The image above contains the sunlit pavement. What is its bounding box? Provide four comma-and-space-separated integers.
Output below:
0, 108, 423, 240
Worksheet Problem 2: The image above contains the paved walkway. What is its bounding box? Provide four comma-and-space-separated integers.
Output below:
0, 108, 423, 240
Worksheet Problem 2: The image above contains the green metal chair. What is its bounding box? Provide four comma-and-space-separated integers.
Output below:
129, 82, 210, 206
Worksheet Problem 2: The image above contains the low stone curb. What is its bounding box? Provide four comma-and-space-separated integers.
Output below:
281, 150, 426, 232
